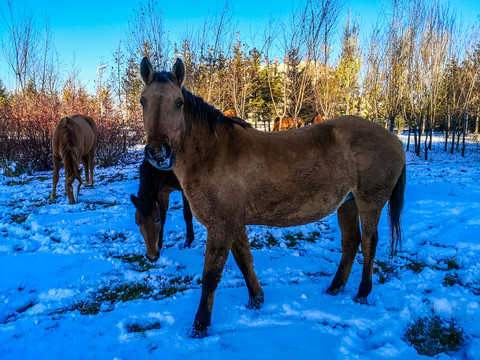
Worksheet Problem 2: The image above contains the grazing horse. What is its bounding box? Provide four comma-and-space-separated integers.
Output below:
130, 158, 194, 261
50, 115, 97, 204
139, 57, 406, 337
272, 116, 304, 131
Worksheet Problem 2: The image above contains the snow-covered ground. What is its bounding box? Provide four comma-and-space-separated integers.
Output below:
1, 137, 480, 359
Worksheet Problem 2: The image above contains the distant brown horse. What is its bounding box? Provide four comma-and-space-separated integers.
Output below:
223, 109, 236, 117
313, 114, 326, 124
140, 57, 406, 337
50, 115, 97, 204
272, 116, 304, 131
130, 158, 194, 261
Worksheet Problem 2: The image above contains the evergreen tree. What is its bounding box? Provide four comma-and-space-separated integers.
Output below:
336, 16, 362, 116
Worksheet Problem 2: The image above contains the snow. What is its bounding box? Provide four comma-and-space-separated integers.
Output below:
1, 137, 480, 359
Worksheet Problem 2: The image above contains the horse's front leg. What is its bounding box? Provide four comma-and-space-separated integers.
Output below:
191, 225, 234, 338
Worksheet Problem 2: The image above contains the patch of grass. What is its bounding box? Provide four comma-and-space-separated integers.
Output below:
406, 260, 426, 273
87, 200, 119, 209
285, 232, 318, 248
1, 162, 29, 177
445, 257, 460, 270
266, 234, 279, 247
6, 179, 30, 186
404, 314, 463, 356
374, 260, 397, 284
305, 271, 330, 280
114, 254, 156, 272
126, 321, 162, 333
70, 282, 154, 316
284, 234, 298, 248
11, 214, 27, 224
250, 237, 264, 249
75, 301, 101, 315
250, 233, 279, 249
169, 203, 182, 210
98, 283, 153, 303
98, 173, 128, 183
443, 273, 460, 287
160, 276, 193, 297
37, 176, 49, 182
99, 232, 127, 243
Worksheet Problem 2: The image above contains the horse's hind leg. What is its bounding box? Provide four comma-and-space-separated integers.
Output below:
354, 199, 383, 303
81, 155, 89, 184
327, 198, 361, 295
231, 227, 264, 309
50, 156, 61, 200
182, 192, 194, 247
87, 151, 95, 185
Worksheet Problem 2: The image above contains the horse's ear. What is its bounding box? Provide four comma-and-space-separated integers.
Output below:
130, 194, 138, 207
171, 58, 185, 88
79, 166, 84, 175
140, 57, 154, 86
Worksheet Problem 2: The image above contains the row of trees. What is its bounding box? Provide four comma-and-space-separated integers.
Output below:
1, 0, 480, 174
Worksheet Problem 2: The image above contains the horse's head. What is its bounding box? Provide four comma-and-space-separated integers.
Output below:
130, 194, 162, 262
140, 57, 186, 171
65, 164, 83, 204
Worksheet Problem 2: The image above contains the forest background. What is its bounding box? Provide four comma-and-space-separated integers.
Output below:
1, 0, 479, 174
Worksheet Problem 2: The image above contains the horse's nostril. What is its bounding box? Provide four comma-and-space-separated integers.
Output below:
145, 251, 160, 263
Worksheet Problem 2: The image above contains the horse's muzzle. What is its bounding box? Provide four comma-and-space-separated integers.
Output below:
145, 250, 160, 263
145, 143, 176, 171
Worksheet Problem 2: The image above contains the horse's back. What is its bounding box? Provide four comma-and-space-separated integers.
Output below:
227, 115, 405, 226
53, 115, 97, 156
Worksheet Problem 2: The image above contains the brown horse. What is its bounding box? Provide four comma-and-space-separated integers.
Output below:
50, 115, 97, 204
223, 109, 236, 117
313, 114, 326, 124
130, 158, 194, 261
139, 58, 406, 337
272, 116, 304, 131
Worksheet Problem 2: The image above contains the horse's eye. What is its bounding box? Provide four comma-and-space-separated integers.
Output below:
140, 98, 145, 107
176, 101, 183, 109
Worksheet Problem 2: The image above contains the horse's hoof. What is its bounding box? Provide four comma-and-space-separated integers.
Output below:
326, 284, 344, 296
190, 321, 208, 338
246, 293, 264, 309
353, 296, 369, 305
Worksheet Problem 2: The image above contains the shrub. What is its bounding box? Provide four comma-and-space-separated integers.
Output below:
404, 314, 463, 356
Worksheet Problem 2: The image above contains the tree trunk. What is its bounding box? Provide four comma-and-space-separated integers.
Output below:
389, 115, 396, 132
450, 116, 456, 154
406, 124, 411, 151
461, 113, 467, 157
444, 114, 450, 152
474, 111, 479, 140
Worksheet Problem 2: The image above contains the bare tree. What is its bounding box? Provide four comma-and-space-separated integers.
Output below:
310, 0, 344, 120
125, 0, 171, 69
1, 0, 38, 93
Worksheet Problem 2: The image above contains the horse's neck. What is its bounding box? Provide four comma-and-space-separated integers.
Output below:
175, 115, 220, 181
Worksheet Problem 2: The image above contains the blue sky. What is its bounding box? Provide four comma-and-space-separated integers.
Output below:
0, 0, 479, 92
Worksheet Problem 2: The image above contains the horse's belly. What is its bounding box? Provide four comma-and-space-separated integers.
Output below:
245, 195, 342, 227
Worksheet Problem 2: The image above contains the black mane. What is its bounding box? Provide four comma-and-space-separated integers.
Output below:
135, 158, 156, 217
153, 70, 251, 133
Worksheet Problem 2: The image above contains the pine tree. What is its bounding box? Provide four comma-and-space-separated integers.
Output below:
336, 16, 362, 116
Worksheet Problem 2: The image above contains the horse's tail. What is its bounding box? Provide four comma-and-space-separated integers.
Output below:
388, 164, 406, 256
